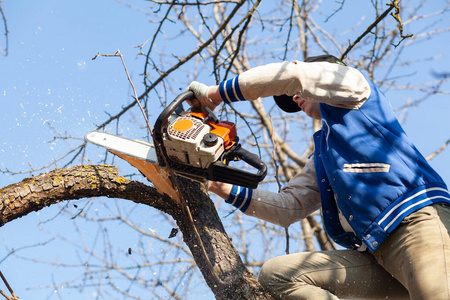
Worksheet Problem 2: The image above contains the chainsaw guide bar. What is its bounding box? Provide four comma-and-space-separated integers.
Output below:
85, 131, 158, 164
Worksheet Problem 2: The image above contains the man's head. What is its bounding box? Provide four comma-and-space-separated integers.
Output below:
273, 54, 346, 113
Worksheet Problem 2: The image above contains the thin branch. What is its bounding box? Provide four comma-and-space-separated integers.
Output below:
94, 0, 247, 131
389, 0, 413, 47
0, 271, 18, 300
0, 1, 8, 57
93, 50, 155, 136
426, 138, 450, 162
341, 1, 396, 59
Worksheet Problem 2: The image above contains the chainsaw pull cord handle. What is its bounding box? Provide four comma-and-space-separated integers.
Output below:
204, 106, 219, 124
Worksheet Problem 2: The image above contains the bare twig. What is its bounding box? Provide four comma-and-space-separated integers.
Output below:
0, 270, 18, 300
341, 1, 396, 59
426, 138, 450, 162
0, 0, 8, 56
93, 50, 155, 135
95, 0, 247, 131
389, 1, 413, 47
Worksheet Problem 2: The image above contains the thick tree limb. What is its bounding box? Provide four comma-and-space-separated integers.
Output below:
0, 165, 176, 226
0, 165, 271, 299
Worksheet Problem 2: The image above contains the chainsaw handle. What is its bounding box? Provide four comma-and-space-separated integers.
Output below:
228, 146, 267, 178
154, 91, 195, 144
208, 145, 267, 189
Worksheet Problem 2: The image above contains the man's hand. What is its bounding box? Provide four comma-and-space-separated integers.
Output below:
187, 81, 218, 110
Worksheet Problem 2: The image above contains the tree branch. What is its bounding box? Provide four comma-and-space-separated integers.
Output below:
0, 165, 272, 299
0, 165, 178, 226
341, 1, 396, 59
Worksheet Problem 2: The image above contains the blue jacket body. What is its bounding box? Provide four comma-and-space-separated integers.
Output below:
315, 75, 450, 252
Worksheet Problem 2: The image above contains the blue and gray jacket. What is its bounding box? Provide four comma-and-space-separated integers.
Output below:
219, 72, 450, 252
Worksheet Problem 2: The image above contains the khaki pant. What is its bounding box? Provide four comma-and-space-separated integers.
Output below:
259, 203, 450, 300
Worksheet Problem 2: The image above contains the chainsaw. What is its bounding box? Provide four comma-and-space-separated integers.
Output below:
85, 91, 267, 189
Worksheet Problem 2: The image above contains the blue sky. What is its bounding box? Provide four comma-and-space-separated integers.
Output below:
0, 1, 449, 299
0, 1, 182, 299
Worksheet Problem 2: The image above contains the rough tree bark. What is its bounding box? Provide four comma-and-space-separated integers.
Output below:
0, 165, 272, 299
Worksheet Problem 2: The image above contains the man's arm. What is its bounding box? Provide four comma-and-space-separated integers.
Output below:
208, 159, 322, 228
191, 61, 370, 110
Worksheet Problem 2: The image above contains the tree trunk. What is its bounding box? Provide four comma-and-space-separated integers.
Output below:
0, 165, 272, 299
173, 177, 272, 299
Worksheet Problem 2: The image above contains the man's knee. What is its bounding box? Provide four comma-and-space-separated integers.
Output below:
258, 256, 298, 297
258, 254, 336, 300
258, 257, 286, 290
258, 257, 280, 288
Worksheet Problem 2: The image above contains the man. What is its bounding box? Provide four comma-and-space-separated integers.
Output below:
187, 55, 450, 299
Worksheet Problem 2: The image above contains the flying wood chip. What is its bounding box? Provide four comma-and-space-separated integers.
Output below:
168, 228, 179, 238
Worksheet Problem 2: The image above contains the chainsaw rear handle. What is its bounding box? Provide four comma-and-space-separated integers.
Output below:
209, 145, 267, 189
226, 145, 267, 178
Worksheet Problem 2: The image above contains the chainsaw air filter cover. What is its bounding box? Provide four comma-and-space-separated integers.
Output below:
164, 115, 225, 169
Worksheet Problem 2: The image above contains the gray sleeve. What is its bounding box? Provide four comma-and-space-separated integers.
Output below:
226, 159, 321, 228
234, 61, 370, 109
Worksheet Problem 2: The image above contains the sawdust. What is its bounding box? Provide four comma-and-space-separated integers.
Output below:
110, 151, 180, 203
